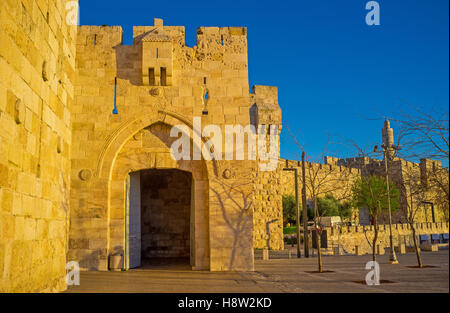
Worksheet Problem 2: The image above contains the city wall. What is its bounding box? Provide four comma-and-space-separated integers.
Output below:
0, 0, 77, 292
323, 222, 449, 255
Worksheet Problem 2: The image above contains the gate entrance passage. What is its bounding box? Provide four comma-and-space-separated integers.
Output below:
126, 169, 193, 269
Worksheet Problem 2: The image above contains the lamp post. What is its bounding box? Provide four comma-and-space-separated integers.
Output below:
374, 144, 399, 264
301, 151, 309, 257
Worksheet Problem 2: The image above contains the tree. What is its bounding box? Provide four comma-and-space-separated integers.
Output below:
317, 194, 353, 221
352, 175, 400, 261
427, 165, 450, 222
317, 194, 341, 217
282, 195, 297, 226
392, 103, 448, 162
288, 130, 356, 272
392, 104, 449, 222
400, 166, 426, 267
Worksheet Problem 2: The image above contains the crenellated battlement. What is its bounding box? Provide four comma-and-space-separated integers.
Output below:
77, 25, 124, 47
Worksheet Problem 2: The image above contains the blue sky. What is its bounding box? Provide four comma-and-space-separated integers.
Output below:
79, 0, 449, 162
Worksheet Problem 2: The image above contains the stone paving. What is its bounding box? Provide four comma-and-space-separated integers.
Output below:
66, 250, 449, 293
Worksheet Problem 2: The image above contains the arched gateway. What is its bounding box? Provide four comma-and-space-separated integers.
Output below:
110, 121, 210, 270
68, 20, 283, 274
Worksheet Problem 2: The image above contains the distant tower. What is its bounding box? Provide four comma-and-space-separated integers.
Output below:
381, 118, 395, 160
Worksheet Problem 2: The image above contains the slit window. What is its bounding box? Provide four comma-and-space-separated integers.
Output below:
149, 68, 155, 86
160, 67, 167, 86
94, 34, 97, 46
156, 48, 159, 58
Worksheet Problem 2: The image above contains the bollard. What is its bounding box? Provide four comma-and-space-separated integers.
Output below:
288, 250, 292, 259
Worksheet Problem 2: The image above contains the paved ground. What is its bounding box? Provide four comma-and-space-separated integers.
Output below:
66, 250, 449, 293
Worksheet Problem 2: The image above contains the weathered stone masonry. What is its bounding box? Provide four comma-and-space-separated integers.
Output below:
1, 0, 77, 292
2, 4, 446, 293
68, 19, 283, 273
0, 5, 285, 291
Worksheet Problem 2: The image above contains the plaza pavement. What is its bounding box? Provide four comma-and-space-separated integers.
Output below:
66, 250, 449, 293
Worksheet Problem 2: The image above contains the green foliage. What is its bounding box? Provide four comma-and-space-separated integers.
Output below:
317, 194, 353, 220
340, 201, 353, 221
317, 194, 339, 216
352, 175, 400, 219
283, 226, 297, 234
282, 195, 297, 225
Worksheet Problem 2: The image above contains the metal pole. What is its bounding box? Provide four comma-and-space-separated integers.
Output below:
283, 167, 301, 258
301, 151, 309, 257
384, 147, 398, 264
294, 168, 301, 258
431, 202, 435, 223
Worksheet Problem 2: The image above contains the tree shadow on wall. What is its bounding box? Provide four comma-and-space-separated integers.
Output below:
211, 174, 254, 270
265, 219, 279, 250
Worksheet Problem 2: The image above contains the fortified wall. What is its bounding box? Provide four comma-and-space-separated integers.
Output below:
69, 19, 282, 272
0, 0, 78, 292
322, 222, 449, 255
277, 124, 448, 231
0, 5, 284, 291
1, 3, 447, 293
280, 158, 362, 206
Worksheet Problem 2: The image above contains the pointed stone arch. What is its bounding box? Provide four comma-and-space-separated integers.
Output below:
92, 110, 214, 270
108, 119, 210, 269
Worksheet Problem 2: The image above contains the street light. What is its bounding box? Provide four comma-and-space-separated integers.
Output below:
373, 144, 399, 264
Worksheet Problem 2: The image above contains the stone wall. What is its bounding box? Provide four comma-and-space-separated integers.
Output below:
252, 86, 284, 251
68, 19, 275, 272
323, 222, 449, 255
278, 156, 449, 229
279, 159, 362, 223
0, 0, 77, 292
140, 169, 191, 259
333, 156, 449, 224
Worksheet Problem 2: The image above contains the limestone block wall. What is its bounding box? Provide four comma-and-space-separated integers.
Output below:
69, 19, 264, 272
334, 156, 449, 224
279, 159, 361, 224
324, 222, 449, 255
253, 168, 284, 250
251, 86, 284, 251
0, 0, 77, 292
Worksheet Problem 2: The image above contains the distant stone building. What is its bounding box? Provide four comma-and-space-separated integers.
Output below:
279, 119, 449, 228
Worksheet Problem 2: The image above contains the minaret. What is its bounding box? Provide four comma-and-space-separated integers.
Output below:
381, 118, 395, 160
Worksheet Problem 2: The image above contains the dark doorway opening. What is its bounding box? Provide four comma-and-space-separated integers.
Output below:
139, 169, 192, 269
